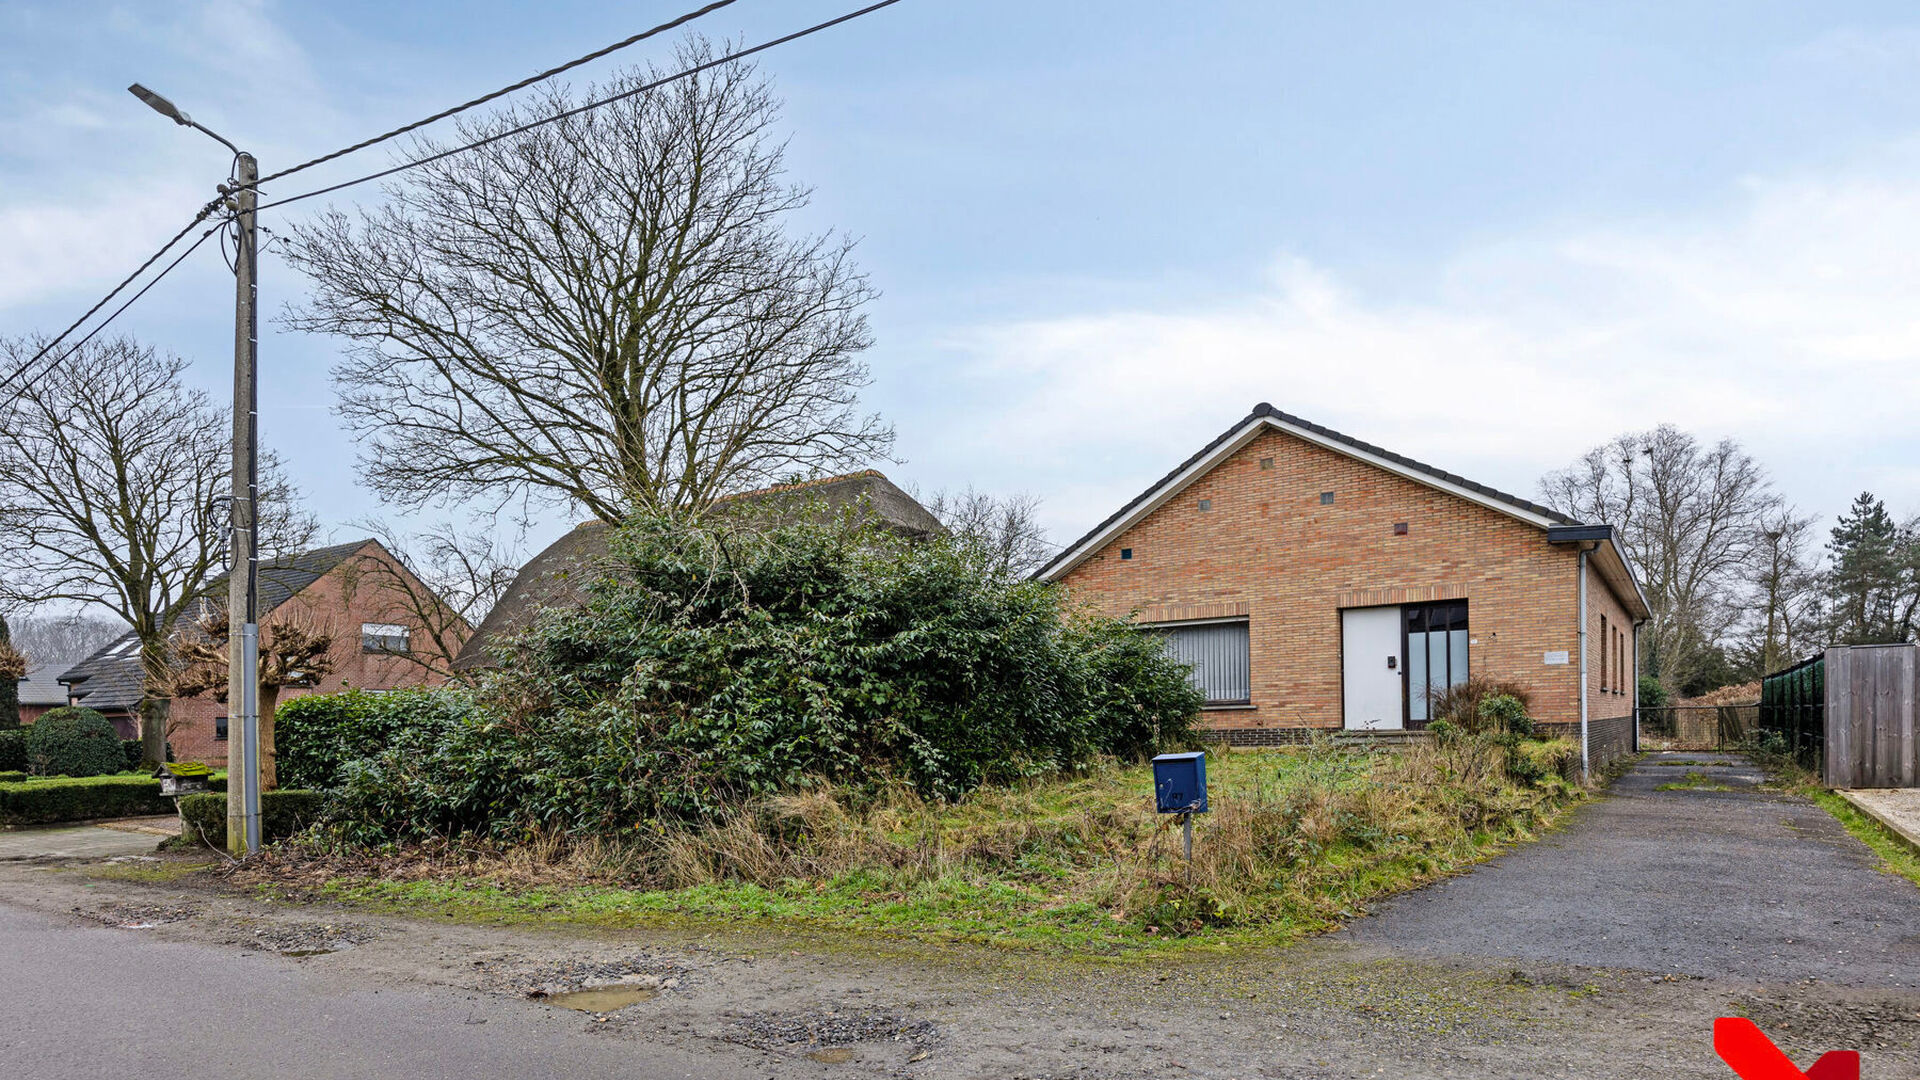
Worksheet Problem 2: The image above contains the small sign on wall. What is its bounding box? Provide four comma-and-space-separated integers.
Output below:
1543, 650, 1570, 665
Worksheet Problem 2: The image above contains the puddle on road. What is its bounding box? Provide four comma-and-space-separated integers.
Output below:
805, 1049, 855, 1064
542, 986, 659, 1012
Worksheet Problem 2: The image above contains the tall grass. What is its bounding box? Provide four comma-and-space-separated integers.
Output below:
268, 735, 1582, 939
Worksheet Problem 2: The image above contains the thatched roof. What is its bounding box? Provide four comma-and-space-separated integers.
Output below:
453, 471, 943, 671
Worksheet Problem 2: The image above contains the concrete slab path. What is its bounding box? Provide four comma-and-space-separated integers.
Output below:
0, 822, 170, 861
1345, 751, 1920, 986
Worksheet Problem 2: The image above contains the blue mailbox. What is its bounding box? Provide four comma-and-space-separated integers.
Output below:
1152, 751, 1208, 814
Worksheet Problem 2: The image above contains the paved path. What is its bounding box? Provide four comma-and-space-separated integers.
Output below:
0, 822, 171, 860
0, 903, 760, 1080
1346, 751, 1920, 986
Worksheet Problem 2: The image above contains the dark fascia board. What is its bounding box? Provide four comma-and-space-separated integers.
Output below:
1035, 402, 1577, 581
1548, 527, 1653, 623
1546, 524, 1613, 544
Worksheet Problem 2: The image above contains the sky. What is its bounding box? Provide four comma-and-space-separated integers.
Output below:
5, 0, 1920, 564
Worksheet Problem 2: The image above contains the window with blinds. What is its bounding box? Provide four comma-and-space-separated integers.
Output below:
1158, 620, 1251, 706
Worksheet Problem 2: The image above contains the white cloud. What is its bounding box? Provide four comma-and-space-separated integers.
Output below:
938, 149, 1920, 542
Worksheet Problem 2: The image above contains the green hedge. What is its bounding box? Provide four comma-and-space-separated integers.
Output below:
0, 770, 25, 784
0, 730, 24, 772
27, 707, 125, 777
176, 790, 325, 848
0, 775, 172, 826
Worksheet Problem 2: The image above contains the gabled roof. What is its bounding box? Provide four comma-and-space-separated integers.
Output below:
1034, 403, 1650, 620
58, 540, 375, 711
453, 471, 944, 671
18, 660, 71, 707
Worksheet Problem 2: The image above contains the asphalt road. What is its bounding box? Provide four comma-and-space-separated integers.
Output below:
0, 903, 764, 1080
1346, 751, 1920, 986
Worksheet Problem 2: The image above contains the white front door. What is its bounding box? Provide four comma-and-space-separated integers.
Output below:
1342, 607, 1403, 730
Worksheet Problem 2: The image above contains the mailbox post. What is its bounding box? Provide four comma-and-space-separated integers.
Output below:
1151, 751, 1208, 863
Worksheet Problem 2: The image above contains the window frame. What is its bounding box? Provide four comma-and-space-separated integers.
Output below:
1402, 600, 1469, 728
1153, 616, 1253, 709
360, 621, 412, 655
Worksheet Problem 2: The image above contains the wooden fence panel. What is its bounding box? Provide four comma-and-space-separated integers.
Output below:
1824, 643, 1920, 788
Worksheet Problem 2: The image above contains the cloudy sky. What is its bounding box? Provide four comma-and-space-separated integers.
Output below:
4, 0, 1919, 558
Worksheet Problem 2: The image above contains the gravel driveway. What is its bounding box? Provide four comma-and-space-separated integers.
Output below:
1345, 751, 1920, 986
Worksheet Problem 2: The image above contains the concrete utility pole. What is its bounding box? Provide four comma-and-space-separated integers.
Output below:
127, 84, 261, 855
225, 153, 262, 857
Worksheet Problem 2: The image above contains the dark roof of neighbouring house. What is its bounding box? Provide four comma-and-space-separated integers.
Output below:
18, 660, 71, 707
57, 540, 375, 711
452, 471, 945, 671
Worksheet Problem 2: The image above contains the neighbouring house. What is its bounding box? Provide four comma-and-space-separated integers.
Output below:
1036, 403, 1651, 772
454, 470, 945, 671
59, 539, 468, 764
18, 660, 73, 727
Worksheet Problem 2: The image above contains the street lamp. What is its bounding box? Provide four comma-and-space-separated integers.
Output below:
129, 82, 261, 857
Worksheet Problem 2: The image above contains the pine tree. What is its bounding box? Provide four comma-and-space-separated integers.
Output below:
1825, 492, 1917, 644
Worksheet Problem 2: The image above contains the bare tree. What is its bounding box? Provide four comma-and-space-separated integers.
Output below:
171, 606, 335, 789
1540, 424, 1783, 695
282, 40, 890, 524
8, 612, 121, 669
332, 521, 519, 680
918, 487, 1056, 578
1741, 509, 1822, 676
0, 335, 318, 763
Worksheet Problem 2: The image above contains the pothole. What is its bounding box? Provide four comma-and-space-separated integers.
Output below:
540, 985, 661, 1012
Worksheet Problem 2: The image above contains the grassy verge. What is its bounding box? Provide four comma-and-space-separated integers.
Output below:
1806, 788, 1920, 889
240, 738, 1587, 956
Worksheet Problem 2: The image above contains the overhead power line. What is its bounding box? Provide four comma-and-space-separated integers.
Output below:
255, 0, 907, 215
0, 216, 227, 395
252, 0, 739, 188
1, 198, 226, 394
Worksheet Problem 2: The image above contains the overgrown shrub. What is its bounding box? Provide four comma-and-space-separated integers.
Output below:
0, 774, 171, 825
277, 689, 479, 791
27, 707, 127, 777
0, 729, 25, 772
1428, 676, 1534, 735
328, 515, 1204, 842
176, 790, 325, 848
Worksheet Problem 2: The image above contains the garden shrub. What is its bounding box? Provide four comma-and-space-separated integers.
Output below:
27, 706, 127, 777
1428, 676, 1534, 735
277, 688, 478, 791
0, 774, 172, 825
175, 789, 325, 848
0, 729, 25, 772
121, 738, 171, 771
0, 770, 25, 783
1638, 674, 1670, 710
328, 514, 1204, 842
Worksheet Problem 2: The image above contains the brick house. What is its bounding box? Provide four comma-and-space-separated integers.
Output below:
1036, 403, 1650, 773
58, 539, 466, 765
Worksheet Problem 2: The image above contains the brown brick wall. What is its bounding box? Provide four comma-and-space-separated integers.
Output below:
167, 543, 464, 769
1055, 426, 1592, 736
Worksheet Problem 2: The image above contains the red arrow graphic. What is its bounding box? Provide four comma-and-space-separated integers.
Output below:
1715, 1018, 1860, 1080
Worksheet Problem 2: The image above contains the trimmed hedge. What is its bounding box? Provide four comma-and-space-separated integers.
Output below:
0, 775, 172, 826
0, 770, 25, 783
176, 790, 325, 848
277, 689, 473, 792
27, 707, 125, 777
0, 730, 24, 772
